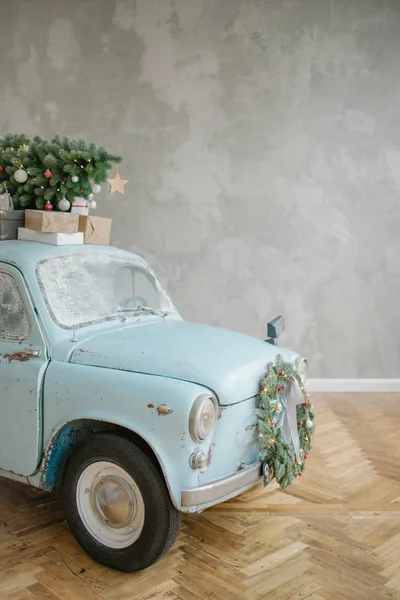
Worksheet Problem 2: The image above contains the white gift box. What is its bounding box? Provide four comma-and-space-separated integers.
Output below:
71, 205, 89, 216
71, 196, 89, 216
18, 227, 84, 246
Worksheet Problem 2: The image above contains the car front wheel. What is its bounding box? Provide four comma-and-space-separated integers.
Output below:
62, 433, 181, 572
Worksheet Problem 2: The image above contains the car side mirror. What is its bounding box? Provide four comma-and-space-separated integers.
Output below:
265, 315, 285, 346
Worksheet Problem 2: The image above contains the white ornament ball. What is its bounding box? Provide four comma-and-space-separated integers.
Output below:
91, 182, 101, 194
22, 145, 30, 153
88, 199, 97, 210
306, 418, 313, 429
58, 197, 71, 212
14, 168, 28, 183
71, 175, 79, 183
88, 193, 94, 200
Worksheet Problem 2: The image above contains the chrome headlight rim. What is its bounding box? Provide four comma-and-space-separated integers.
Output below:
295, 357, 308, 384
189, 393, 218, 442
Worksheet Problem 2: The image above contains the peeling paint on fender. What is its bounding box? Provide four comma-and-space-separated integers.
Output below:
41, 421, 91, 490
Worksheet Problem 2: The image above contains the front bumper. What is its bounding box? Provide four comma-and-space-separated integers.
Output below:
181, 460, 263, 508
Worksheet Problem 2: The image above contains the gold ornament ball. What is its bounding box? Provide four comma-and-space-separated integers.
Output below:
263, 386, 269, 393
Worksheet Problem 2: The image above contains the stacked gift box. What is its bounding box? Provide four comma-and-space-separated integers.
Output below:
17, 209, 112, 246
0, 205, 24, 241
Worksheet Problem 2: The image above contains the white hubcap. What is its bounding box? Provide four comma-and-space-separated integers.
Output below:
76, 461, 145, 549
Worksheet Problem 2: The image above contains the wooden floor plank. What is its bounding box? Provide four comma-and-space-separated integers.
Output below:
0, 394, 399, 599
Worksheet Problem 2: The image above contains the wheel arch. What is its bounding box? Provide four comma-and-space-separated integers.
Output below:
41, 419, 168, 498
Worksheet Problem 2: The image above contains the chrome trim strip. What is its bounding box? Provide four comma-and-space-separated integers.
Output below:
181, 461, 262, 507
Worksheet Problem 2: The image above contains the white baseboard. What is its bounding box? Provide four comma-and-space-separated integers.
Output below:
308, 379, 400, 393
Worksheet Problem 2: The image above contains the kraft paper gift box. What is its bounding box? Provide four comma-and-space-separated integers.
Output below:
78, 215, 112, 245
24, 209, 79, 234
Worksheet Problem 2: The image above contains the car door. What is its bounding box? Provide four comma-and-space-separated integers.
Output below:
0, 264, 48, 476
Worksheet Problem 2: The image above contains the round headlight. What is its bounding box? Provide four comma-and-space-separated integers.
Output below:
296, 357, 308, 383
189, 394, 217, 442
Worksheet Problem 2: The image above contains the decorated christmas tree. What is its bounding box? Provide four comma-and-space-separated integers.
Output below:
0, 133, 31, 205
0, 134, 122, 212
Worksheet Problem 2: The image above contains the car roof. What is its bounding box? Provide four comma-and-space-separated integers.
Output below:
0, 240, 140, 271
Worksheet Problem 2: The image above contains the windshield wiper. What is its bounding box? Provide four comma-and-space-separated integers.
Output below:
117, 306, 168, 318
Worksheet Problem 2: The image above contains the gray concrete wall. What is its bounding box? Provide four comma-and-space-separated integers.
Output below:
1, 0, 400, 378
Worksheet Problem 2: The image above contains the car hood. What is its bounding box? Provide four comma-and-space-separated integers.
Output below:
69, 319, 299, 405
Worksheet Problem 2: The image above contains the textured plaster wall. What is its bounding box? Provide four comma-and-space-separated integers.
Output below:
1, 0, 400, 378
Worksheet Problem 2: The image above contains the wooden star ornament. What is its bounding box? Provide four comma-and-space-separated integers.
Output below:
107, 171, 128, 195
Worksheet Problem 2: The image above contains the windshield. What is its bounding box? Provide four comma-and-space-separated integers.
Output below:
36, 253, 177, 329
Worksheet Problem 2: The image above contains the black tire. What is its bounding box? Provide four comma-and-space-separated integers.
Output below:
62, 433, 181, 572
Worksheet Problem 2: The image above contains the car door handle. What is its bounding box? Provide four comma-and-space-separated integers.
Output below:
19, 349, 41, 358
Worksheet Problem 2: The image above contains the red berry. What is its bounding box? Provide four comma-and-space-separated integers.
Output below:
0, 166, 3, 174
269, 419, 275, 425
44, 169, 52, 179
298, 472, 303, 477
304, 454, 309, 459
298, 420, 303, 426
304, 401, 309, 406
45, 203, 53, 211
277, 387, 283, 393
279, 370, 285, 376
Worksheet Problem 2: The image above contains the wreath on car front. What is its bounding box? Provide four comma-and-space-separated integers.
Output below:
255, 355, 315, 488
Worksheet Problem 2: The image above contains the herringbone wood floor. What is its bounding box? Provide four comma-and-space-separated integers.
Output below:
1, 394, 400, 600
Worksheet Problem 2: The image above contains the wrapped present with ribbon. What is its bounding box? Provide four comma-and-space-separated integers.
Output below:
71, 197, 89, 216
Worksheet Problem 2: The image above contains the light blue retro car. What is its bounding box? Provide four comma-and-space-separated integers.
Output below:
0, 241, 308, 572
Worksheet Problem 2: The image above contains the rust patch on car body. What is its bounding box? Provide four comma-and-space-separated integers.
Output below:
217, 407, 226, 420
147, 403, 154, 409
3, 352, 30, 363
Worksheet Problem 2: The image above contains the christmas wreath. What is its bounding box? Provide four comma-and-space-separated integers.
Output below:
255, 354, 315, 488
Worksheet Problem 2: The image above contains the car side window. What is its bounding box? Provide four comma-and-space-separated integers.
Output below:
0, 271, 30, 340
